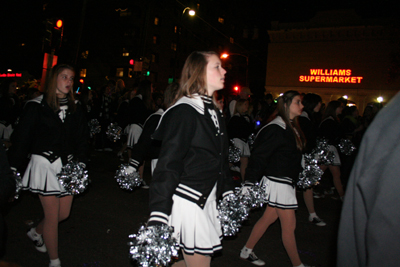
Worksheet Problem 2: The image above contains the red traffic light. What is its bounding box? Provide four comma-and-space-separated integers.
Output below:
54, 19, 63, 29
129, 59, 134, 65
79, 79, 84, 84
234, 86, 239, 91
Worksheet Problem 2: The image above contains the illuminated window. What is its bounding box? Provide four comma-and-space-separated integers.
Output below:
122, 48, 129, 56
116, 68, 124, 77
174, 25, 178, 33
81, 50, 89, 59
218, 17, 224, 24
154, 17, 159, 25
128, 68, 133, 78
80, 69, 87, 78
171, 43, 177, 51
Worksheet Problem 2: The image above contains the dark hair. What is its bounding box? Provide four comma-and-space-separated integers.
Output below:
302, 93, 322, 119
175, 51, 218, 102
44, 64, 76, 113
0, 78, 17, 97
164, 82, 180, 109
277, 90, 305, 150
323, 100, 342, 121
137, 80, 153, 111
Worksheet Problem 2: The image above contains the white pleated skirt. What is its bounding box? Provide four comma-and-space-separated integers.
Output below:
261, 176, 298, 209
169, 184, 222, 255
126, 124, 143, 148
0, 123, 13, 140
232, 138, 250, 157
22, 155, 69, 197
329, 145, 341, 166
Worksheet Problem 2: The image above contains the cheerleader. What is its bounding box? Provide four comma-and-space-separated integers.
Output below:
227, 98, 254, 181
318, 100, 345, 200
147, 51, 234, 266
8, 64, 88, 267
298, 93, 326, 226
240, 91, 311, 267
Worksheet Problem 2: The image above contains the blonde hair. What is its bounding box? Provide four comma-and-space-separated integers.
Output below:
234, 99, 248, 115
44, 64, 76, 113
174, 51, 218, 103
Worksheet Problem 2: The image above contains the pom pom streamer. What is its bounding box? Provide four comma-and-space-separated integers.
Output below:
248, 133, 256, 150
297, 154, 324, 189
106, 123, 122, 142
128, 224, 179, 267
218, 193, 249, 236
218, 183, 267, 236
311, 138, 335, 165
115, 164, 142, 191
88, 119, 101, 137
57, 162, 89, 195
13, 171, 23, 199
338, 138, 356, 156
228, 139, 241, 163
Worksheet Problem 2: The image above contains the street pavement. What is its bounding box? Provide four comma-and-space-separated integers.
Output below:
2, 149, 343, 267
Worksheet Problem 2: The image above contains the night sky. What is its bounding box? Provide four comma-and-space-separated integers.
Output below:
0, 0, 396, 78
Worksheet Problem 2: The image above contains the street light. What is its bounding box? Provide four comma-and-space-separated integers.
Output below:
182, 7, 195, 16
221, 52, 249, 86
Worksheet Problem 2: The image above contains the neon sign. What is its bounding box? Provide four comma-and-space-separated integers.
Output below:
0, 73, 22, 78
299, 69, 363, 84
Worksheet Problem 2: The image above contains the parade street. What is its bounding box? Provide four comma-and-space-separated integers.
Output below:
3, 150, 342, 267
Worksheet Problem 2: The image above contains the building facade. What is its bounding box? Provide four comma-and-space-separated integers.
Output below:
265, 9, 400, 111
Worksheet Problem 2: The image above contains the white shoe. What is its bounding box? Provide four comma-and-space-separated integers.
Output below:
27, 228, 47, 253
309, 216, 326, 226
240, 248, 265, 266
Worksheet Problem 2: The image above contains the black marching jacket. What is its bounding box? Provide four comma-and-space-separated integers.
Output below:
8, 95, 89, 170
245, 116, 302, 187
128, 108, 163, 169
147, 94, 234, 226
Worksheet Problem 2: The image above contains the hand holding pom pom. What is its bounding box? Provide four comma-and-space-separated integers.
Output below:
106, 123, 122, 142
229, 139, 241, 163
338, 138, 356, 156
88, 119, 101, 137
128, 224, 179, 267
57, 161, 89, 195
115, 164, 142, 191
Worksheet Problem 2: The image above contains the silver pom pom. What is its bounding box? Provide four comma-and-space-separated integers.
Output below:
128, 224, 179, 267
229, 139, 241, 163
218, 193, 250, 236
237, 183, 268, 209
88, 119, 101, 137
114, 164, 142, 191
297, 154, 324, 189
57, 162, 89, 195
248, 133, 256, 150
338, 138, 356, 156
13, 171, 23, 199
106, 123, 122, 142
312, 138, 335, 165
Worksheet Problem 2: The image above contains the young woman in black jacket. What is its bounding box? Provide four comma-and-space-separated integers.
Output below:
240, 91, 311, 267
147, 51, 234, 267
227, 98, 254, 181
319, 100, 345, 200
298, 93, 326, 227
8, 64, 88, 267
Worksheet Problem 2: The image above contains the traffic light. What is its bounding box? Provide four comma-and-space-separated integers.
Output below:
129, 59, 134, 65
51, 18, 64, 50
234, 86, 239, 92
144, 71, 150, 76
